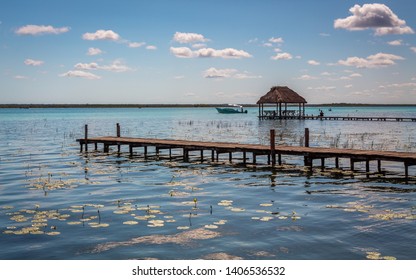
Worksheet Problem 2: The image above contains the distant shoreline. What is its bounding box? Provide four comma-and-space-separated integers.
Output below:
1, 103, 416, 109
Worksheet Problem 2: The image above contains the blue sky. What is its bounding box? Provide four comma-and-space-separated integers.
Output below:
1, 0, 416, 104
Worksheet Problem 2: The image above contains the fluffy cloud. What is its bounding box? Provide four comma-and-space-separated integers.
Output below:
74, 62, 99, 70
59, 70, 101, 80
128, 42, 145, 48
173, 32, 209, 44
388, 40, 402, 46
16, 25, 69, 35
203, 67, 261, 79
74, 60, 133, 72
203, 67, 237, 78
338, 52, 404, 68
24, 59, 44, 66
146, 45, 157, 50
87, 47, 103, 56
308, 86, 336, 91
271, 52, 292, 60
269, 37, 284, 44
297, 74, 319, 80
170, 47, 194, 58
411, 47, 416, 53
170, 47, 251, 59
334, 3, 414, 36
308, 60, 320, 66
82, 30, 120, 41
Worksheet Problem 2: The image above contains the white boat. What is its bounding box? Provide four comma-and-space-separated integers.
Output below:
215, 104, 248, 114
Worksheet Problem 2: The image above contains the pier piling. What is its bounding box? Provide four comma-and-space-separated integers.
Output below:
77, 124, 416, 180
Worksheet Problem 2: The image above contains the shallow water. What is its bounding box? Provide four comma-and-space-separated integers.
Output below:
1, 106, 416, 260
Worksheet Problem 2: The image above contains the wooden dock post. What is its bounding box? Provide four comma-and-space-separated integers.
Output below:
405, 162, 409, 181
304, 128, 309, 166
270, 129, 276, 166
116, 123, 121, 153
84, 124, 88, 152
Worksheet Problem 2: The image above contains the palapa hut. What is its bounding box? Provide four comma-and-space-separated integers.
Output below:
257, 86, 307, 119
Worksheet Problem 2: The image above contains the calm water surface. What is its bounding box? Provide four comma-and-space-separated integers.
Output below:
1, 106, 416, 260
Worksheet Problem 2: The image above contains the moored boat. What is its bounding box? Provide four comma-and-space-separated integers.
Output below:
216, 104, 247, 114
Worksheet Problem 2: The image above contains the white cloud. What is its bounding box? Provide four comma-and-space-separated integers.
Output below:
146, 45, 157, 50
14, 75, 29, 80
319, 33, 331, 37
381, 82, 416, 88
87, 47, 103, 56
411, 47, 416, 53
74, 60, 132, 73
100, 60, 133, 72
297, 74, 319, 80
271, 52, 292, 60
24, 59, 44, 66
321, 72, 334, 76
334, 3, 414, 36
170, 47, 194, 58
269, 37, 284, 43
345, 84, 353, 88
173, 32, 209, 44
59, 70, 101, 80
308, 86, 336, 91
388, 40, 402, 46
308, 60, 320, 66
338, 52, 404, 68
170, 47, 251, 59
203, 67, 261, 79
74, 62, 99, 70
16, 24, 69, 35
350, 73, 362, 78
203, 67, 237, 78
128, 42, 145, 48
82, 30, 120, 41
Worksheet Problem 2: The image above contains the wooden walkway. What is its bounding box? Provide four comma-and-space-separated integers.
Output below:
77, 127, 416, 180
258, 115, 416, 122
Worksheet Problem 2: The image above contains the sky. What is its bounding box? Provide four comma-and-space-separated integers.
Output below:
1, 0, 416, 104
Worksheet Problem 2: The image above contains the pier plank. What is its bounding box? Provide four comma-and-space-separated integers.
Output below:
77, 135, 416, 179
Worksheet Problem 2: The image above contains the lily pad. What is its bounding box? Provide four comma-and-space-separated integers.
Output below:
123, 221, 139, 225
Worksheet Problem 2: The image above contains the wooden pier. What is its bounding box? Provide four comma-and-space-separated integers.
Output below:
258, 114, 416, 122
77, 125, 416, 180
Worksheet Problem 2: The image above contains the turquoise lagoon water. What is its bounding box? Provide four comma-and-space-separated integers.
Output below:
1, 106, 416, 260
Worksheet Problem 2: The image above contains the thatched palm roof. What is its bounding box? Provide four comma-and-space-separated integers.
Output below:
257, 86, 307, 104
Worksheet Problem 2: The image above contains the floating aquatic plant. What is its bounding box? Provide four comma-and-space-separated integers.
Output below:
123, 221, 139, 225
366, 251, 396, 260
204, 224, 218, 229
177, 226, 190, 230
